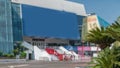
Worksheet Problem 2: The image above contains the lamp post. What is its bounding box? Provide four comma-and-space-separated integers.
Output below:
81, 41, 85, 57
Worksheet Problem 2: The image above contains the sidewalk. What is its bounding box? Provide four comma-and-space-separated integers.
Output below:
0, 59, 27, 64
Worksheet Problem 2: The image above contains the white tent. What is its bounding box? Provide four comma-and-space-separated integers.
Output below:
55, 49, 64, 54
70, 51, 79, 60
34, 46, 51, 61
59, 46, 79, 61
59, 46, 72, 55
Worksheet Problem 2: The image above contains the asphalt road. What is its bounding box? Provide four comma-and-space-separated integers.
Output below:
0, 61, 94, 68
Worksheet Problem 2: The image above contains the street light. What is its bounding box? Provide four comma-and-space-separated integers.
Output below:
81, 41, 85, 57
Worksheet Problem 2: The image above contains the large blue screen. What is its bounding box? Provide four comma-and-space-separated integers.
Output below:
22, 5, 79, 39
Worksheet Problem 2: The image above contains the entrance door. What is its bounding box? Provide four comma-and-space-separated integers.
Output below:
29, 53, 32, 60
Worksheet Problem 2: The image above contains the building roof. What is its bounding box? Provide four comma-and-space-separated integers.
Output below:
12, 0, 87, 16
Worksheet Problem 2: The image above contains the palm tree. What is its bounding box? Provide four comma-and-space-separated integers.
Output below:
117, 16, 120, 23
111, 41, 120, 68
93, 47, 120, 68
90, 17, 120, 68
106, 21, 120, 41
86, 27, 115, 49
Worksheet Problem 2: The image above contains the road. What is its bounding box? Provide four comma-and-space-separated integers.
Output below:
0, 61, 94, 68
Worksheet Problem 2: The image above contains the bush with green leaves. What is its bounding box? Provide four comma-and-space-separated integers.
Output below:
93, 46, 120, 68
3, 54, 14, 58
111, 41, 120, 68
0, 51, 3, 57
13, 41, 28, 57
13, 48, 19, 56
20, 52, 26, 58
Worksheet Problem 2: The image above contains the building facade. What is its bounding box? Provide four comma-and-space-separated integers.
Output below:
13, 0, 87, 40
0, 0, 86, 54
23, 36, 78, 49
81, 14, 110, 44
12, 2, 23, 42
0, 0, 23, 53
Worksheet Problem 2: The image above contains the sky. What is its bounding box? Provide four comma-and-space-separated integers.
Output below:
70, 0, 120, 23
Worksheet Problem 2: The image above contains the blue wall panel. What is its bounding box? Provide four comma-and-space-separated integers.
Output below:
97, 16, 110, 28
22, 5, 79, 39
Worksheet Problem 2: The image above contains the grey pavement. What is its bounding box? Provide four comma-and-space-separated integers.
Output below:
0, 59, 26, 63
0, 60, 94, 68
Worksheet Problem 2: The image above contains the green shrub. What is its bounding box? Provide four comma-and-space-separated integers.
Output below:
20, 52, 26, 58
92, 46, 120, 68
3, 54, 14, 58
0, 51, 3, 57
7, 54, 14, 58
3, 54, 8, 57
13, 49, 19, 56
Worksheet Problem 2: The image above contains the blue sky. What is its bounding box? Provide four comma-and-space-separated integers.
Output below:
70, 0, 120, 23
